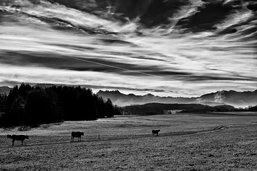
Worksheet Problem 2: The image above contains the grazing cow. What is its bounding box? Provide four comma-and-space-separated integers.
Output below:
71, 131, 84, 142
7, 135, 29, 146
152, 130, 160, 136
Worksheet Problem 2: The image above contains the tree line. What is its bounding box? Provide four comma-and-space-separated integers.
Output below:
248, 105, 257, 111
123, 103, 236, 115
0, 84, 121, 127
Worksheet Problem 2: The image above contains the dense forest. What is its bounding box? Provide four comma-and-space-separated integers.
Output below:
0, 84, 121, 127
249, 105, 257, 111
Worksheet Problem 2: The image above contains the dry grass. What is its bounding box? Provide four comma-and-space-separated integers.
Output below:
1, 112, 257, 170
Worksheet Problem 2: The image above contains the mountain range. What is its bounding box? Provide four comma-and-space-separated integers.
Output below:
1, 85, 257, 108
2, 85, 257, 108
97, 89, 257, 108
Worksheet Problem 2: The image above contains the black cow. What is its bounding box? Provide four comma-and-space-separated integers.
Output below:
152, 130, 160, 136
71, 132, 84, 142
7, 135, 29, 146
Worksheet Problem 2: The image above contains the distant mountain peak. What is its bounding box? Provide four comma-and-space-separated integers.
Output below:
97, 89, 257, 107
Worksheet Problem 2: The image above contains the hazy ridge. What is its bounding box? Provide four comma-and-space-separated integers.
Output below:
97, 89, 257, 107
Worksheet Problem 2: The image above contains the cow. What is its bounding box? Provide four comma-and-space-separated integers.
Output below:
7, 135, 29, 146
71, 131, 84, 142
152, 130, 160, 136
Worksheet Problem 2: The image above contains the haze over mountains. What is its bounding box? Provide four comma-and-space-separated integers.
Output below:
2, 85, 256, 108
97, 89, 257, 108
0, 0, 256, 97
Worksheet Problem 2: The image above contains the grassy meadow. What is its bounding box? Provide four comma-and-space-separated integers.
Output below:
1, 112, 257, 170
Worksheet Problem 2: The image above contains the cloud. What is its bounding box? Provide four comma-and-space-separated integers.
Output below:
0, 0, 256, 97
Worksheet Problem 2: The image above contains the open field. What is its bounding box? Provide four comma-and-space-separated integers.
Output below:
1, 112, 257, 170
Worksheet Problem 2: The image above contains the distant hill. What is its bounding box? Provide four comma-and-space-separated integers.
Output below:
0, 86, 11, 95
123, 103, 235, 115
97, 90, 257, 107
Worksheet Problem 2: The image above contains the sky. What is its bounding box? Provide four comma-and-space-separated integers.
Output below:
0, 0, 256, 97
